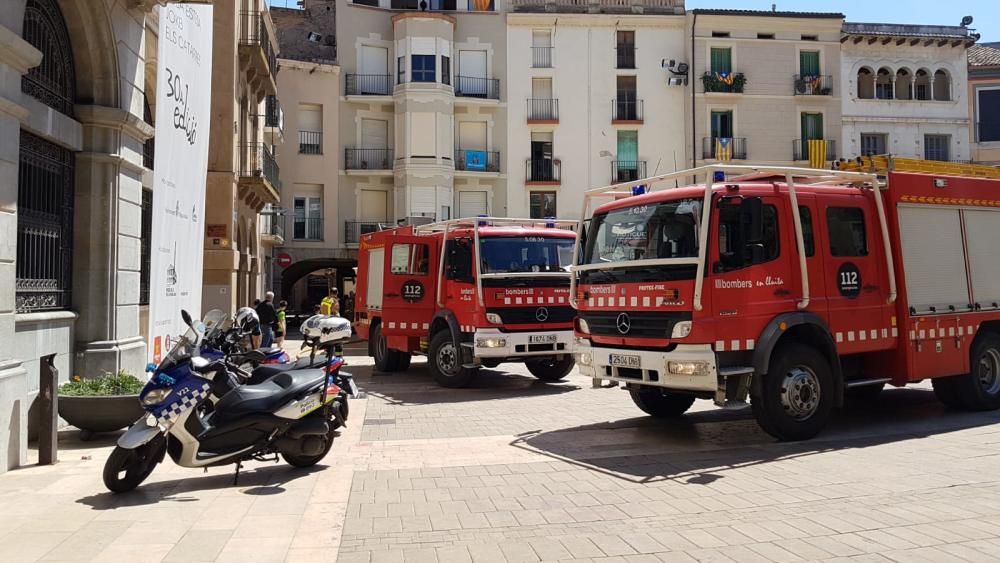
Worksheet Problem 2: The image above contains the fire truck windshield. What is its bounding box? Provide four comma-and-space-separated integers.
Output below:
583, 198, 701, 265
479, 236, 574, 274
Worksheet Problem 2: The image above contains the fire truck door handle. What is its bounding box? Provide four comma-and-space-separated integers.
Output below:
385, 293, 400, 298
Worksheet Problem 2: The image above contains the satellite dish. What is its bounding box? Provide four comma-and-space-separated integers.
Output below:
961, 15, 973, 27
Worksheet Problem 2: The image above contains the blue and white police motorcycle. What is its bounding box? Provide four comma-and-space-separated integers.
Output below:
102, 310, 356, 493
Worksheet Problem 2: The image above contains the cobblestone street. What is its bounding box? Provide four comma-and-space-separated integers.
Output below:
3, 343, 1000, 562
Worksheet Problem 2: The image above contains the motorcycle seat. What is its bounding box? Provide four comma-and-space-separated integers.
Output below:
214, 369, 326, 420
247, 355, 326, 385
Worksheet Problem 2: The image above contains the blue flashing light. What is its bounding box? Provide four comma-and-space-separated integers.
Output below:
544, 215, 555, 228
713, 171, 726, 183
631, 185, 646, 196
477, 214, 488, 227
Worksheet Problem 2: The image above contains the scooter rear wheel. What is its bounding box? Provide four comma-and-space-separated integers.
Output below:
282, 428, 337, 468
102, 436, 165, 493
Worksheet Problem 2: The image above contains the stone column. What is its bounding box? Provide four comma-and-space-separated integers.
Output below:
0, 24, 42, 472
72, 105, 153, 380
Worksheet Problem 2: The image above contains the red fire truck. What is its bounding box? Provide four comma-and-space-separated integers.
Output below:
571, 162, 1000, 440
355, 217, 578, 387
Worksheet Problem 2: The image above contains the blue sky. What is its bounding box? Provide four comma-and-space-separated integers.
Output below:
268, 0, 998, 42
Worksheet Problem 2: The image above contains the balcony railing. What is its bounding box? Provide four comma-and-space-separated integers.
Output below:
527, 98, 559, 122
526, 158, 560, 183
976, 121, 1000, 143
702, 137, 747, 160
616, 45, 636, 69
793, 74, 833, 96
345, 221, 387, 244
291, 217, 323, 241
509, 0, 679, 14
299, 131, 322, 154
612, 160, 646, 183
612, 98, 643, 122
260, 211, 284, 242
346, 74, 392, 96
701, 72, 746, 94
455, 149, 501, 172
238, 11, 278, 83
793, 139, 838, 162
532, 46, 553, 68
239, 142, 281, 191
345, 147, 394, 170
264, 95, 283, 133
455, 76, 501, 100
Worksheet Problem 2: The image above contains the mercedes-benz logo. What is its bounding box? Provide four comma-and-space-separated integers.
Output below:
535, 307, 549, 322
616, 312, 631, 334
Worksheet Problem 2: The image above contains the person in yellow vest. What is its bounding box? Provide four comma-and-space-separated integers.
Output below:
320, 294, 333, 316
320, 289, 341, 316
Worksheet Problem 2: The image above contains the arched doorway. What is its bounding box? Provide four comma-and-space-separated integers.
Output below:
279, 258, 358, 317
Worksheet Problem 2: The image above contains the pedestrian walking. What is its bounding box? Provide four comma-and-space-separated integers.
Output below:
251, 298, 262, 349
255, 291, 278, 348
276, 300, 287, 345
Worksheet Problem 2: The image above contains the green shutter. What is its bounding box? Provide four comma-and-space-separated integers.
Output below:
799, 51, 820, 76
710, 48, 732, 74
801, 113, 823, 140
617, 131, 638, 161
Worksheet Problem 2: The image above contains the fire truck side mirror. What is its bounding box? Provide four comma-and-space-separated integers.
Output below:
741, 197, 764, 244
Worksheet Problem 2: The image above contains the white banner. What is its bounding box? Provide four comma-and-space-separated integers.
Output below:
148, 4, 213, 364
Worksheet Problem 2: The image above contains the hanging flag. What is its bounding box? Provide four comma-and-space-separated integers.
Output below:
716, 137, 733, 162
808, 139, 828, 168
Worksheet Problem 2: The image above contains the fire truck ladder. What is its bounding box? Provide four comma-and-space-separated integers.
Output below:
836, 155, 1000, 179
569, 164, 894, 314
413, 217, 578, 307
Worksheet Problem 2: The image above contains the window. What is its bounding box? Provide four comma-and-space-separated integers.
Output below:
140, 189, 152, 305
530, 192, 557, 219
799, 51, 820, 76
441, 55, 450, 86
710, 47, 732, 74
616, 31, 635, 69
390, 243, 430, 275
924, 134, 950, 161
298, 103, 322, 154
801, 34, 818, 41
826, 207, 868, 257
757, 33, 775, 39
798, 206, 815, 257
711, 110, 733, 138
445, 239, 474, 282
411, 54, 435, 83
22, 0, 76, 117
397, 56, 405, 84
876, 68, 893, 100
860, 133, 887, 156
717, 202, 779, 271
977, 88, 1000, 142
711, 31, 731, 38
531, 31, 553, 68
293, 196, 322, 240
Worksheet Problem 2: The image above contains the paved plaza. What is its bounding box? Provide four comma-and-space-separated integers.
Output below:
3, 342, 1000, 562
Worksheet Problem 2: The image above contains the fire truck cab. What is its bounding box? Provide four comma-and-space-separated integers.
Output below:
572, 163, 1000, 440
355, 217, 578, 387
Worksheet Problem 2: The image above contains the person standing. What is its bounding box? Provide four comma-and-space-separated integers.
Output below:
275, 300, 288, 345
250, 298, 262, 349
255, 291, 278, 348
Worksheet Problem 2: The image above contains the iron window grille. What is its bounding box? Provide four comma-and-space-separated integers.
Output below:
21, 0, 75, 117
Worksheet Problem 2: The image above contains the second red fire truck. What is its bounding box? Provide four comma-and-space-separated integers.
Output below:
354, 217, 578, 387
572, 161, 1000, 440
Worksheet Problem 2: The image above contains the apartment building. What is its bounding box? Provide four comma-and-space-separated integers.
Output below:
841, 22, 977, 162
203, 0, 283, 313
507, 0, 686, 220
687, 9, 844, 168
968, 42, 1000, 165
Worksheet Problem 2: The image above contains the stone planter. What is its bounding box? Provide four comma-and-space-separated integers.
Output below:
58, 395, 144, 441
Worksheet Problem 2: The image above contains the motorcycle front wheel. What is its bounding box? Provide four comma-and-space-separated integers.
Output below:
102, 436, 166, 493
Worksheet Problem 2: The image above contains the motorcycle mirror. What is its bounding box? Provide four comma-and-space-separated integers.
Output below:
181, 309, 193, 328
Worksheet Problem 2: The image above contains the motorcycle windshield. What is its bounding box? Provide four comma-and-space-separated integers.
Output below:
157, 317, 207, 373
201, 309, 230, 342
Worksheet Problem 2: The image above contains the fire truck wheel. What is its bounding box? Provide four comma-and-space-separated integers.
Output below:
526, 357, 575, 382
932, 376, 964, 409
428, 331, 479, 388
954, 333, 1000, 411
396, 353, 411, 371
751, 343, 834, 441
629, 387, 696, 418
372, 324, 405, 372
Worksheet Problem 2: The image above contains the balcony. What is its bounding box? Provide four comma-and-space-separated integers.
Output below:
345, 221, 387, 245
612, 98, 643, 123
793, 139, 838, 162
701, 72, 746, 94
455, 149, 501, 173
612, 160, 646, 183
532, 46, 553, 68
263, 95, 284, 144
346, 74, 392, 96
793, 75, 833, 96
616, 45, 636, 69
527, 98, 559, 123
291, 217, 323, 241
702, 137, 747, 160
509, 0, 681, 15
238, 11, 278, 95
260, 208, 284, 246
299, 131, 323, 155
526, 158, 560, 185
345, 147, 394, 170
238, 142, 281, 206
455, 76, 501, 100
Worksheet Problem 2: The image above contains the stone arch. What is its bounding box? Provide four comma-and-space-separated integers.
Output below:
55, 0, 119, 108
876, 66, 893, 100
894, 67, 913, 100
856, 66, 874, 99
914, 68, 932, 100
934, 68, 951, 101
22, 0, 77, 116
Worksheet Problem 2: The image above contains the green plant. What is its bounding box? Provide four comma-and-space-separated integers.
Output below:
61, 370, 145, 396
702, 72, 747, 93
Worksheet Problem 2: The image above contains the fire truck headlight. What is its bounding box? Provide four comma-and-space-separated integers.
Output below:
576, 317, 590, 334
486, 313, 503, 324
578, 352, 593, 366
668, 361, 710, 376
476, 337, 507, 348
671, 321, 692, 339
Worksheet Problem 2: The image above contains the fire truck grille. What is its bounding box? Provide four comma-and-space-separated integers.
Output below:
579, 311, 692, 339
488, 307, 576, 325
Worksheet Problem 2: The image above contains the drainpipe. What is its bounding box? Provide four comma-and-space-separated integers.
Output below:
691, 12, 698, 169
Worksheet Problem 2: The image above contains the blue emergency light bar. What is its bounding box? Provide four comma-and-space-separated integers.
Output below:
632, 185, 645, 196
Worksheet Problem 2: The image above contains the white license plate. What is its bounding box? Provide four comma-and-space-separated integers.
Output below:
529, 334, 558, 344
609, 354, 641, 368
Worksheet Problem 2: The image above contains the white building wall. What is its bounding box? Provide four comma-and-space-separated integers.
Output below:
841, 41, 972, 161
507, 15, 687, 220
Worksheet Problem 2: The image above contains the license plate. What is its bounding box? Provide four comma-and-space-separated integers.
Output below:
609, 354, 641, 368
529, 334, 558, 344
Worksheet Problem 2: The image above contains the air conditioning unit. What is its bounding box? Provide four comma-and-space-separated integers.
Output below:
667, 77, 686, 86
